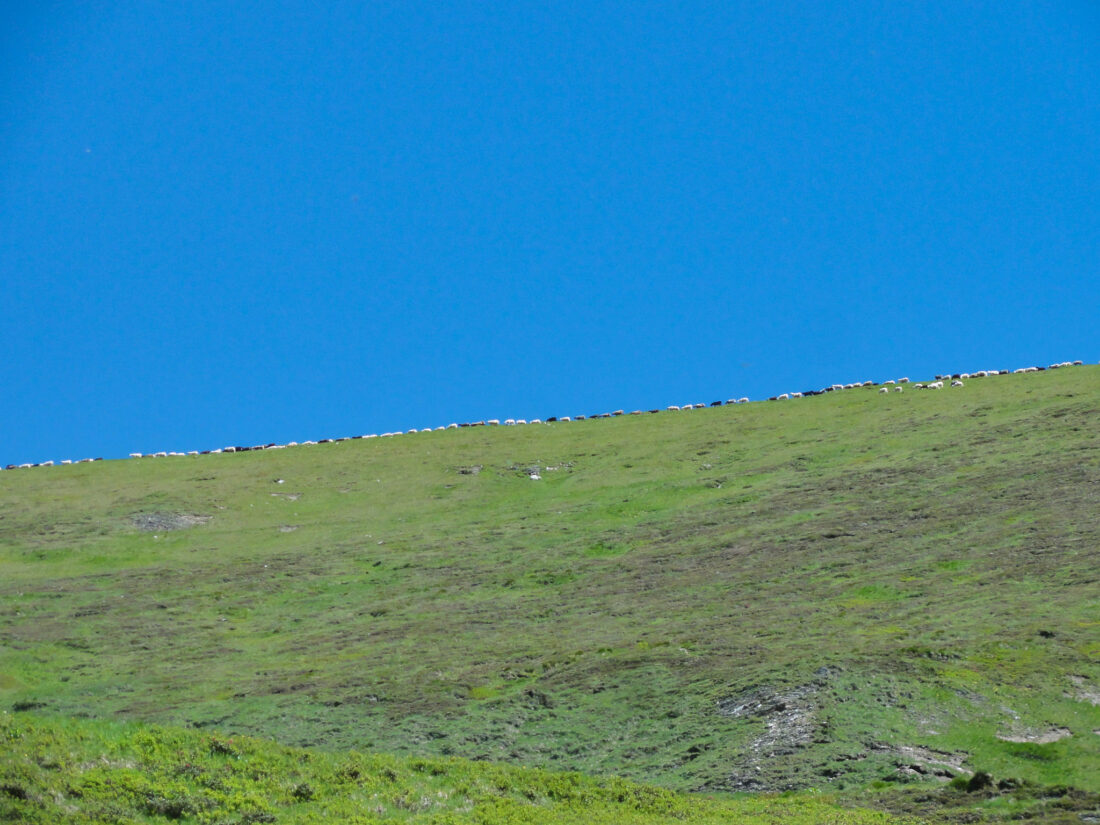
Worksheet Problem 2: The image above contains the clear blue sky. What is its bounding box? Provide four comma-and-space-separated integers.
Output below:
2, 2, 1098, 464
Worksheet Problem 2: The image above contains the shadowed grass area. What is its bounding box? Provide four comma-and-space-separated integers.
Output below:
0, 367, 1098, 818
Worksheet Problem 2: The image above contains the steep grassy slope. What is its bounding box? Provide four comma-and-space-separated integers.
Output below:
1, 368, 1098, 801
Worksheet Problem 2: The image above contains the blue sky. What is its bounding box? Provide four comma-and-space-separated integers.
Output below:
2, 2, 1098, 464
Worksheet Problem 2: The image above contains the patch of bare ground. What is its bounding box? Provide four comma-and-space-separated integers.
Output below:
995, 726, 1073, 743
1069, 675, 1100, 706
711, 669, 831, 791
871, 743, 971, 779
130, 512, 210, 531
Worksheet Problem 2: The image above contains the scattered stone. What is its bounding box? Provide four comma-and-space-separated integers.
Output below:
130, 512, 211, 532
1069, 675, 1100, 706
996, 726, 1072, 743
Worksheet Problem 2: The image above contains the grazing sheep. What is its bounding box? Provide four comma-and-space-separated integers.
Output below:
667, 405, 680, 411
951, 380, 964, 387
893, 386, 903, 393
560, 416, 571, 422
883, 380, 896, 385
928, 381, 944, 389
129, 452, 142, 458
790, 392, 803, 398
777, 393, 790, 400
879, 387, 889, 394
898, 377, 910, 383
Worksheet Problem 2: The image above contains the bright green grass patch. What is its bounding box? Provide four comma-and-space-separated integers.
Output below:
0, 712, 915, 825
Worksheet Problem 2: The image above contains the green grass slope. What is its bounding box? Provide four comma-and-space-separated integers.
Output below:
1, 367, 1098, 805
2, 712, 917, 824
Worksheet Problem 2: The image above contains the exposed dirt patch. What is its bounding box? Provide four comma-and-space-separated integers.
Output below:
1070, 675, 1100, 706
713, 671, 829, 791
996, 726, 1072, 743
130, 512, 211, 532
871, 743, 971, 778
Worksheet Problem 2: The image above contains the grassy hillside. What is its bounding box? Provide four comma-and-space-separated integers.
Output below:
1, 367, 1098, 816
2, 712, 919, 824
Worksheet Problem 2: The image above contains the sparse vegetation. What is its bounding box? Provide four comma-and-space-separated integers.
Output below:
1, 366, 1098, 822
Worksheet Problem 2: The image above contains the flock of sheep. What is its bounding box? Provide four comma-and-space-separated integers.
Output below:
2, 360, 1090, 471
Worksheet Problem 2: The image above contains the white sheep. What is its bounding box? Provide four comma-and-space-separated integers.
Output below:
879, 387, 888, 394
951, 380, 964, 387
893, 386, 903, 392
